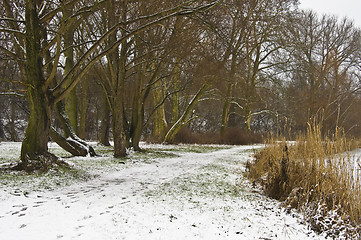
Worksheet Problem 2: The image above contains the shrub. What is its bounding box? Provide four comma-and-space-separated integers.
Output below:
248, 124, 361, 238
170, 127, 262, 145
220, 127, 262, 145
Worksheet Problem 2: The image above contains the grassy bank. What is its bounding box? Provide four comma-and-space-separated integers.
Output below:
248, 124, 361, 238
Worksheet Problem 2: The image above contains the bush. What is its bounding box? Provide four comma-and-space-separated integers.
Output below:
173, 128, 219, 144
248, 124, 361, 238
220, 127, 262, 145
170, 127, 262, 145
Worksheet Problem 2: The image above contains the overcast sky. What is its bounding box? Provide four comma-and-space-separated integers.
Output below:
299, 0, 361, 28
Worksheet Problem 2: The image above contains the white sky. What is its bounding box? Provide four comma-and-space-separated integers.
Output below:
299, 0, 361, 28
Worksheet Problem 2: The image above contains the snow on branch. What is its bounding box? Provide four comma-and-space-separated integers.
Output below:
0, 91, 25, 97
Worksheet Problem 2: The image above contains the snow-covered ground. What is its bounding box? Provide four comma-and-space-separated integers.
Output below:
0, 142, 325, 240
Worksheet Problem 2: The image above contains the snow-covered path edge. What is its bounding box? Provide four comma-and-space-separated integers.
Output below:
0, 144, 325, 240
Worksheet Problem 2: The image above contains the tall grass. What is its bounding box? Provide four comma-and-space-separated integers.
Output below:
249, 123, 361, 238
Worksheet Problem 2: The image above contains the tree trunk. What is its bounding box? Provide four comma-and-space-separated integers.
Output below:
49, 127, 89, 156
221, 55, 237, 136
10, 96, 16, 141
164, 84, 209, 143
244, 106, 252, 131
65, 88, 78, 135
0, 112, 5, 141
106, 0, 127, 158
20, 0, 53, 170
221, 82, 233, 136
152, 81, 168, 141
63, 3, 78, 135
99, 92, 111, 146
79, 77, 88, 140
54, 101, 96, 156
20, 87, 51, 162
20, 87, 55, 171
129, 57, 145, 151
171, 64, 181, 125
130, 101, 144, 152
113, 97, 127, 157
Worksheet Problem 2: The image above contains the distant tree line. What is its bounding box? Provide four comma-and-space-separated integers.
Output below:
1, 0, 361, 170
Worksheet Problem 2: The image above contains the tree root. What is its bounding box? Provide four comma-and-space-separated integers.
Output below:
1, 152, 69, 174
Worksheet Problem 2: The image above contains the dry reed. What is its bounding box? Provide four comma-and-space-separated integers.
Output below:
249, 123, 361, 238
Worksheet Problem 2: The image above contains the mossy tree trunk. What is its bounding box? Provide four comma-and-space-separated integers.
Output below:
20, 0, 53, 169
130, 63, 145, 152
53, 101, 96, 156
171, 63, 181, 125
112, 41, 127, 157
107, 0, 127, 158
152, 80, 168, 141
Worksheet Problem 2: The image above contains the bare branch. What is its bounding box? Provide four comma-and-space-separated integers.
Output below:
0, 92, 25, 97
44, 35, 61, 89
53, 1, 221, 103
0, 18, 25, 24
0, 28, 25, 36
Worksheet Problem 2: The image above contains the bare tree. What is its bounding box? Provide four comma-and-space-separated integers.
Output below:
284, 11, 361, 133
0, 0, 221, 170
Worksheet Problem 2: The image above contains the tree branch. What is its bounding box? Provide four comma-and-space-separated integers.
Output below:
53, 1, 220, 103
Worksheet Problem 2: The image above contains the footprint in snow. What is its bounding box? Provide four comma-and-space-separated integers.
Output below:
75, 225, 84, 230
33, 201, 46, 208
7, 205, 29, 217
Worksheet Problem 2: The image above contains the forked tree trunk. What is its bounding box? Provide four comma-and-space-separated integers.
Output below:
20, 0, 54, 170
130, 61, 145, 152
107, 0, 127, 158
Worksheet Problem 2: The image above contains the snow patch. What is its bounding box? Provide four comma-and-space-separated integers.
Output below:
0, 143, 325, 239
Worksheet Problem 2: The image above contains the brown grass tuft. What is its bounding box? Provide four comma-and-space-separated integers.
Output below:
249, 123, 361, 238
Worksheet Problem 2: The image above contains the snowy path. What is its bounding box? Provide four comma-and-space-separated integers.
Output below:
0, 145, 324, 240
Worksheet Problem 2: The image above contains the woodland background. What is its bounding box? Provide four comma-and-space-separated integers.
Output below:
1, 0, 361, 158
